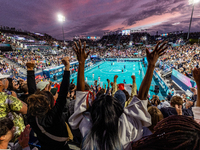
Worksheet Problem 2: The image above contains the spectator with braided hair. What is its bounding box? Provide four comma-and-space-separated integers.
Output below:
132, 115, 200, 150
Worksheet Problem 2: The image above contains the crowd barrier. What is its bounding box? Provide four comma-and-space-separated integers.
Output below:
159, 61, 171, 72
171, 69, 196, 92
70, 61, 104, 80
104, 58, 143, 62
153, 70, 169, 93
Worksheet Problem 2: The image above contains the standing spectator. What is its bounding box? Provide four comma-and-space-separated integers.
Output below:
0, 74, 27, 140
190, 87, 197, 106
167, 92, 172, 101
69, 40, 167, 149
0, 117, 32, 150
26, 57, 71, 150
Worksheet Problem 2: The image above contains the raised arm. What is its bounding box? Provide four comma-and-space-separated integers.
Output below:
73, 40, 90, 91
112, 75, 118, 97
138, 41, 168, 100
48, 57, 70, 120
130, 75, 137, 99
26, 61, 36, 95
106, 79, 110, 95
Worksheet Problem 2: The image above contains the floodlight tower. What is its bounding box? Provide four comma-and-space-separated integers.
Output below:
58, 14, 65, 43
187, 0, 200, 40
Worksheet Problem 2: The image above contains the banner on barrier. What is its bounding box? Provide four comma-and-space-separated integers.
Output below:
171, 69, 196, 91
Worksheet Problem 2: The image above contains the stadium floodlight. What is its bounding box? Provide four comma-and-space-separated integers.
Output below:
57, 14, 65, 43
189, 0, 200, 5
187, 0, 200, 40
57, 14, 65, 22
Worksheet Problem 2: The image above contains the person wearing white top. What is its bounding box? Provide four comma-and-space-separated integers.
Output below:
69, 40, 168, 150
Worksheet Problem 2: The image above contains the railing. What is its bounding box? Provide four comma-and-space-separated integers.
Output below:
153, 70, 169, 92
105, 58, 143, 61
70, 61, 104, 79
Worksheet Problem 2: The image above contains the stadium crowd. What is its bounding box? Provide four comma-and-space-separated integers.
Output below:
0, 58, 20, 76
3, 50, 77, 71
0, 40, 200, 150
159, 44, 200, 78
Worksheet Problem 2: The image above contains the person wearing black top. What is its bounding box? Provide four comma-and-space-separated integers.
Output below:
26, 58, 70, 150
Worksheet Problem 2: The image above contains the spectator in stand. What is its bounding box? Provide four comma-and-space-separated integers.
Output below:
26, 57, 71, 150
0, 74, 27, 140
69, 40, 167, 149
18, 84, 29, 102
191, 87, 197, 105
151, 97, 160, 107
166, 92, 172, 101
0, 117, 32, 150
132, 115, 200, 150
160, 96, 193, 118
36, 81, 50, 91
147, 106, 163, 133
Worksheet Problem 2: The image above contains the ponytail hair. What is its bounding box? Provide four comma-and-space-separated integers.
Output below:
82, 94, 123, 150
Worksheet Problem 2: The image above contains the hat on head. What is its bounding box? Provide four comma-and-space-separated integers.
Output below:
114, 90, 126, 108
0, 74, 10, 79
50, 88, 58, 96
36, 81, 49, 91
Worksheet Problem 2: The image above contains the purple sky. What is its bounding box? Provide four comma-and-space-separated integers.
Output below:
0, 0, 200, 40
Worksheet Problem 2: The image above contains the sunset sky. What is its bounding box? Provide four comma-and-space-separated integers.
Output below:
0, 0, 200, 40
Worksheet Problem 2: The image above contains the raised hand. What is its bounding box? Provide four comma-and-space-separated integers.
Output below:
146, 41, 168, 65
62, 56, 70, 71
114, 75, 118, 80
138, 41, 167, 100
131, 75, 136, 82
26, 60, 35, 70
107, 79, 110, 84
114, 75, 118, 83
73, 40, 90, 63
193, 68, 200, 85
175, 104, 182, 115
18, 124, 31, 149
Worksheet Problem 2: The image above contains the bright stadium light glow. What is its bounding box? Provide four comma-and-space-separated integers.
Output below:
189, 0, 200, 5
57, 14, 65, 22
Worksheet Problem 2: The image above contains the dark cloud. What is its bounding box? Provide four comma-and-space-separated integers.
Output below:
0, 0, 200, 39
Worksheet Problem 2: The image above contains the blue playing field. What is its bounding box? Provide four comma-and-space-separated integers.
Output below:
82, 61, 143, 87
69, 61, 167, 100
